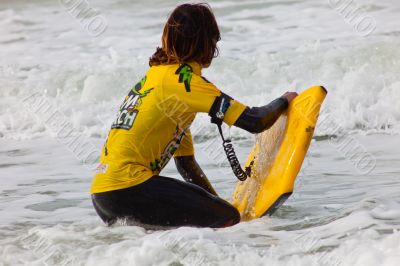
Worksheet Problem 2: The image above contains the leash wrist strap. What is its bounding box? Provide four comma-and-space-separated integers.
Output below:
208, 93, 250, 181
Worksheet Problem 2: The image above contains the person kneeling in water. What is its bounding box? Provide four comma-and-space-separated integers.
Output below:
91, 3, 297, 228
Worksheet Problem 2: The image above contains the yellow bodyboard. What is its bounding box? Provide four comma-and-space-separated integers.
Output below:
231, 86, 327, 221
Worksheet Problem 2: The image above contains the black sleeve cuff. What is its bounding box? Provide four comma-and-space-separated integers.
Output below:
234, 97, 289, 134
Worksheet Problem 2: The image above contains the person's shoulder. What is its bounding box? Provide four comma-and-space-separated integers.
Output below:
150, 64, 180, 79
149, 63, 177, 73
146, 64, 175, 85
150, 63, 180, 71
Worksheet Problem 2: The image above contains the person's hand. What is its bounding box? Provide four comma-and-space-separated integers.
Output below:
281, 91, 298, 103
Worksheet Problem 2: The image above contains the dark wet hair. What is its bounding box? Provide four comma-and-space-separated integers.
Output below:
149, 3, 221, 67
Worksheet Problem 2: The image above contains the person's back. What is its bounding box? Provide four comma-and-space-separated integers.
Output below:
91, 62, 245, 194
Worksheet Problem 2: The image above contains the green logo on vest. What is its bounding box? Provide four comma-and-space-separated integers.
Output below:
176, 64, 193, 92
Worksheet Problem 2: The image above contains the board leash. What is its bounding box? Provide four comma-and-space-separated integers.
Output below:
209, 93, 251, 181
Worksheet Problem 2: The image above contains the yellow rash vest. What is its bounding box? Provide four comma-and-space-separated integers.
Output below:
91, 62, 247, 193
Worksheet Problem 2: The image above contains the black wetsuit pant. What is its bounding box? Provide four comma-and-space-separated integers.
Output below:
91, 175, 240, 228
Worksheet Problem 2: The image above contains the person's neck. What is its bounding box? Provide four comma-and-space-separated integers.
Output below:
186, 61, 202, 75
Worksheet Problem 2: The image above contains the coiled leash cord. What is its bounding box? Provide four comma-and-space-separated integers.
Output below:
209, 93, 251, 181
218, 123, 249, 181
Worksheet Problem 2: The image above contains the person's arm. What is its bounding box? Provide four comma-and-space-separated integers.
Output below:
174, 155, 218, 196
173, 130, 217, 195
234, 92, 298, 134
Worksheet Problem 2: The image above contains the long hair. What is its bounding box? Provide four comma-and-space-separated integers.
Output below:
149, 3, 221, 67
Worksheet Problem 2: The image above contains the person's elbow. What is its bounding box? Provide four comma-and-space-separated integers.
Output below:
174, 155, 196, 173
234, 101, 287, 134
234, 117, 272, 134
174, 156, 184, 174
246, 122, 269, 134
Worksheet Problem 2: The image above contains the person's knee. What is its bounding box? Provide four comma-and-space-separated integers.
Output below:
232, 207, 241, 224
227, 207, 241, 226
214, 205, 240, 228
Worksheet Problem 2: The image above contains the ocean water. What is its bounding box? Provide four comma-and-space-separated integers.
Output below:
1, 0, 400, 265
